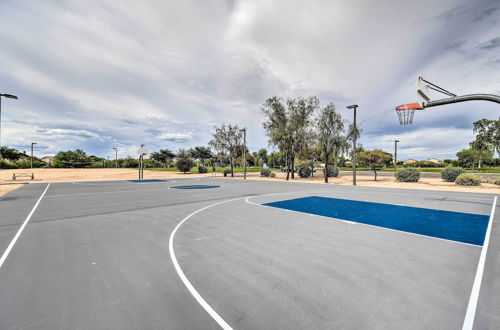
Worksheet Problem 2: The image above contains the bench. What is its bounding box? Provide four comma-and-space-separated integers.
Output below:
12, 173, 35, 180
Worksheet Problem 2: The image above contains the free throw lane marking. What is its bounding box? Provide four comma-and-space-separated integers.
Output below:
462, 195, 497, 330
0, 183, 51, 268
169, 198, 240, 330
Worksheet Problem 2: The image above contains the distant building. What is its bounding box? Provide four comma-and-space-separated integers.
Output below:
404, 159, 417, 164
41, 156, 53, 165
428, 158, 442, 164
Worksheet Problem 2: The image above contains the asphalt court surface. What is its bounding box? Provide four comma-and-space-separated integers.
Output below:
0, 178, 498, 329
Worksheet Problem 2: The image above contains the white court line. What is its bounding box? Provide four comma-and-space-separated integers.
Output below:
169, 198, 240, 330
245, 193, 484, 248
0, 183, 51, 268
462, 195, 497, 330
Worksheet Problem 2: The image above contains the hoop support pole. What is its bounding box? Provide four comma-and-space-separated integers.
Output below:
425, 94, 500, 108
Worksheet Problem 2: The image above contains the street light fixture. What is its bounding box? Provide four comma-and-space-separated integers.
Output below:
346, 104, 358, 186
31, 142, 37, 169
113, 147, 118, 168
239, 128, 247, 180
0, 93, 19, 175
394, 140, 400, 178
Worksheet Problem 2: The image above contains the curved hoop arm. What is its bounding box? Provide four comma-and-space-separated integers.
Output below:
425, 94, 500, 108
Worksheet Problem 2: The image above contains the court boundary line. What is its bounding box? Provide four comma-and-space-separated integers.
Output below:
0, 183, 51, 268
169, 197, 240, 330
245, 193, 484, 248
45, 186, 173, 198
462, 195, 497, 330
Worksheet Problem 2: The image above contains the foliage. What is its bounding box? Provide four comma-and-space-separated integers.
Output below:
455, 174, 481, 186
495, 177, 500, 185
150, 149, 175, 168
262, 96, 319, 180
298, 165, 312, 178
0, 159, 18, 169
317, 103, 347, 183
14, 158, 46, 169
53, 149, 93, 168
258, 148, 268, 165
456, 148, 493, 169
396, 168, 420, 182
404, 161, 445, 168
0, 146, 22, 161
268, 151, 285, 168
325, 165, 339, 177
470, 118, 500, 155
198, 166, 208, 173
357, 149, 392, 181
441, 167, 465, 182
270, 172, 276, 178
189, 146, 213, 166
175, 149, 195, 173
223, 168, 232, 177
260, 168, 272, 177
209, 124, 242, 177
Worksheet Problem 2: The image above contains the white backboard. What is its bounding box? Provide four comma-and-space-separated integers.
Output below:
417, 76, 430, 108
137, 147, 149, 155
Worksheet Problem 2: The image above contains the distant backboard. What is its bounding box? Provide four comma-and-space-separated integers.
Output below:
417, 76, 430, 108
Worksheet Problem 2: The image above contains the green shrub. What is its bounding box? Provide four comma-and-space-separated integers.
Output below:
298, 165, 312, 178
455, 174, 481, 186
441, 166, 465, 182
176, 158, 195, 173
223, 168, 232, 177
396, 168, 420, 182
325, 165, 339, 177
261, 168, 271, 177
198, 166, 208, 173
270, 172, 276, 178
495, 177, 500, 185
0, 159, 18, 169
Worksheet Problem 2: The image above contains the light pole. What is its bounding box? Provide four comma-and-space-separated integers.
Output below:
31, 142, 37, 169
113, 147, 118, 168
240, 128, 247, 180
346, 104, 358, 186
0, 93, 18, 172
394, 140, 400, 178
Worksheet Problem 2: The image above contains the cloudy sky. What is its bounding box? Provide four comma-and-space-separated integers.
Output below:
0, 0, 499, 160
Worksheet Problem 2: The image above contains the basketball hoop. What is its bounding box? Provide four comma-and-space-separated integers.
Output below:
395, 103, 423, 125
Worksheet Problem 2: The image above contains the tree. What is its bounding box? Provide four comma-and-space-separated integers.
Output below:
53, 149, 92, 168
268, 151, 285, 168
150, 149, 175, 168
357, 149, 393, 181
258, 148, 268, 166
208, 124, 242, 177
0, 146, 21, 161
175, 149, 195, 173
262, 96, 318, 180
457, 148, 493, 169
317, 103, 346, 183
470, 118, 500, 156
189, 146, 213, 166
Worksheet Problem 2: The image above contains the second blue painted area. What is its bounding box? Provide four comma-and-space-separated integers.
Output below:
263, 196, 489, 246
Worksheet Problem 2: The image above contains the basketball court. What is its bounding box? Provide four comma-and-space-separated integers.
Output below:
0, 178, 497, 329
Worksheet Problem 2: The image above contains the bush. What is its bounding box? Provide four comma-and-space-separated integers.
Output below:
298, 165, 312, 178
495, 177, 500, 185
270, 172, 276, 178
198, 166, 208, 173
261, 168, 271, 177
176, 158, 195, 173
325, 165, 339, 178
396, 168, 420, 182
223, 168, 232, 177
441, 167, 465, 182
455, 174, 481, 186
0, 159, 18, 169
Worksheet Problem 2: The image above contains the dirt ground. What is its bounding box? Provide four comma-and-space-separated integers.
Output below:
0, 168, 498, 196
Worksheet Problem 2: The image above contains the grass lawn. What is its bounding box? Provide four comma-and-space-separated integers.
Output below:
338, 167, 500, 173
146, 167, 278, 173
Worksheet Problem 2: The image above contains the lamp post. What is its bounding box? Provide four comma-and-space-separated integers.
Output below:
346, 104, 358, 186
394, 140, 400, 178
31, 142, 37, 169
240, 128, 247, 180
113, 147, 118, 168
0, 93, 18, 172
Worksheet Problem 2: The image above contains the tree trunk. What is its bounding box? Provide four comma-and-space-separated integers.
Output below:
230, 155, 234, 177
373, 169, 377, 181
324, 159, 329, 183
291, 155, 295, 179
285, 154, 290, 180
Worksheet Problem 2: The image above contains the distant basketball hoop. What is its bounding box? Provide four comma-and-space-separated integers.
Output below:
395, 103, 423, 125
